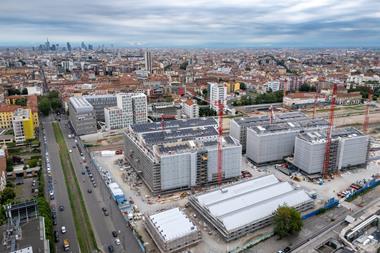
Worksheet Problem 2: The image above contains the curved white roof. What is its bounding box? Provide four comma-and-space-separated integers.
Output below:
194, 175, 312, 232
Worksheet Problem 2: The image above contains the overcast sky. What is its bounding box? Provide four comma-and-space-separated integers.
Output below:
1, 0, 379, 47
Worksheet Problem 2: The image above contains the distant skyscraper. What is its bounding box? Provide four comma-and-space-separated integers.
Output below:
144, 51, 153, 73
66, 42, 72, 52
88, 44, 93, 50
81, 41, 87, 50
45, 38, 50, 51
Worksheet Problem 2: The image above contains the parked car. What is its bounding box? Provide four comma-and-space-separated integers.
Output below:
54, 231, 59, 242
61, 226, 66, 234
112, 231, 118, 237
108, 245, 114, 253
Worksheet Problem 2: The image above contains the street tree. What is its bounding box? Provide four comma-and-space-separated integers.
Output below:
273, 205, 303, 238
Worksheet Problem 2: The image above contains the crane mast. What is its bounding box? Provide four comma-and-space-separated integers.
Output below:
322, 83, 337, 178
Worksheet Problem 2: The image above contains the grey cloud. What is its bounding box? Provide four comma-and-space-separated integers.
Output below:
0, 0, 379, 47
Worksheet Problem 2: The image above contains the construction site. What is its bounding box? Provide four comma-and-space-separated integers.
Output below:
79, 85, 380, 253
123, 113, 242, 195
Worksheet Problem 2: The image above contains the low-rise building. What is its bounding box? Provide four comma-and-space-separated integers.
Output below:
0, 201, 49, 253
336, 91, 362, 105
144, 208, 201, 253
189, 174, 314, 241
283, 92, 327, 109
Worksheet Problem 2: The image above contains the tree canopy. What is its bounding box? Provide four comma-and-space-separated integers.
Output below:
38, 97, 51, 116
0, 187, 16, 205
199, 107, 217, 117
233, 91, 283, 106
273, 205, 303, 238
299, 83, 316, 92
21, 87, 28, 95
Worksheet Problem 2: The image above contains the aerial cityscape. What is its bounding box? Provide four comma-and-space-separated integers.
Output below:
0, 1, 379, 253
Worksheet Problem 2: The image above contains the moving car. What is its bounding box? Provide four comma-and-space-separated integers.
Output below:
61, 226, 66, 234
63, 239, 70, 251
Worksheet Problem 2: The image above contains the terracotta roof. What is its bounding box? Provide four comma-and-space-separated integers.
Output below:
286, 92, 319, 99
185, 99, 194, 106
336, 92, 361, 98
0, 104, 21, 112
26, 95, 38, 112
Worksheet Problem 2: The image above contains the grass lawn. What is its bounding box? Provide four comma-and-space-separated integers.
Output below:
52, 122, 98, 252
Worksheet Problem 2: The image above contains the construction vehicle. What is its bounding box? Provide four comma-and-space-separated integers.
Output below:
63, 239, 70, 251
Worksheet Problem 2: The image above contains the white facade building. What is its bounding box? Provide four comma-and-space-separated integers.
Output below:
105, 93, 147, 130
132, 93, 148, 124
209, 82, 227, 111
182, 99, 199, 119
265, 80, 281, 92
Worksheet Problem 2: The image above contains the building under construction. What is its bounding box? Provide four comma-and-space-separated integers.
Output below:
189, 174, 314, 241
124, 118, 242, 195
144, 208, 201, 253
230, 112, 310, 153
245, 118, 329, 165
293, 127, 370, 175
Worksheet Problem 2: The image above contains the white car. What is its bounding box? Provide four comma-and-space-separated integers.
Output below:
114, 238, 120, 245
69, 149, 72, 153
61, 226, 66, 234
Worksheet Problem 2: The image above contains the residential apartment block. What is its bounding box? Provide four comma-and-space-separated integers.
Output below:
182, 99, 199, 118
105, 93, 147, 130
12, 108, 35, 144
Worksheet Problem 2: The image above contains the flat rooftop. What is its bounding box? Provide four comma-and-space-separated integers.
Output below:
191, 174, 313, 232
148, 208, 198, 242
298, 127, 365, 143
142, 126, 218, 146
157, 136, 237, 155
69, 96, 94, 113
131, 118, 217, 134
233, 112, 308, 127
0, 217, 46, 253
248, 118, 328, 134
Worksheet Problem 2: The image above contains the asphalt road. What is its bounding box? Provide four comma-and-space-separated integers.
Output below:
58, 117, 143, 253
41, 116, 80, 253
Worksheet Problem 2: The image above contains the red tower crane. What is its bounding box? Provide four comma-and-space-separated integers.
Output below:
216, 100, 224, 186
322, 83, 337, 178
363, 91, 372, 134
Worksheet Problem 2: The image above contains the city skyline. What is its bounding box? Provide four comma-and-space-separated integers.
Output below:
1, 0, 380, 48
